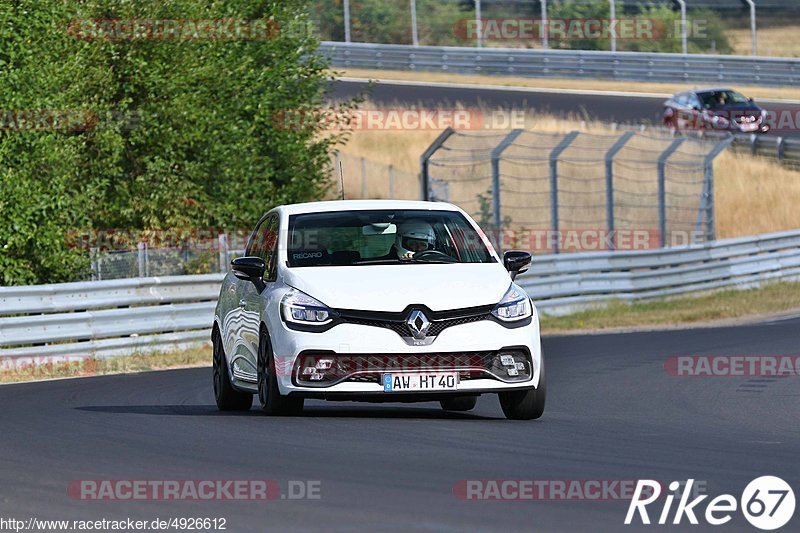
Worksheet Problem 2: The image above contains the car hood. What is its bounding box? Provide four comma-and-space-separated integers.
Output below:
282, 262, 512, 312
706, 103, 762, 114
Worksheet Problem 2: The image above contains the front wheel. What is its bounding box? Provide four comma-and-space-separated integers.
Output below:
212, 330, 253, 411
499, 355, 545, 420
257, 329, 304, 416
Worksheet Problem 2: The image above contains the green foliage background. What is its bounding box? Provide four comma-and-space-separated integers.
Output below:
0, 0, 341, 285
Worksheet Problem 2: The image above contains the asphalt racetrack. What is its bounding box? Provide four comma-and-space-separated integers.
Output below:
329, 78, 800, 138
1, 316, 798, 532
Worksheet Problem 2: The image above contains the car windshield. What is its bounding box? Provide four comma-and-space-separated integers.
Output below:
287, 209, 495, 267
698, 90, 750, 109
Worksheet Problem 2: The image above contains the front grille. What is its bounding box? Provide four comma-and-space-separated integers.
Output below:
336, 304, 493, 339
293, 350, 532, 387
735, 114, 759, 124
428, 314, 486, 335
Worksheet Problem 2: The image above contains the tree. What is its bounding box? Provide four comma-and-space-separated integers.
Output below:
0, 0, 345, 285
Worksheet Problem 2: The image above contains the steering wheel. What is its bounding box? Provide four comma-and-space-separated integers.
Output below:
412, 250, 457, 262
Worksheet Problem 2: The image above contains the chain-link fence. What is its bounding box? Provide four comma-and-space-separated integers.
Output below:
88, 236, 247, 281
422, 128, 732, 253
315, 0, 800, 56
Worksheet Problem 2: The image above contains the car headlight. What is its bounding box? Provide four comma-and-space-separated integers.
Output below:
280, 288, 335, 326
711, 115, 729, 127
491, 283, 532, 322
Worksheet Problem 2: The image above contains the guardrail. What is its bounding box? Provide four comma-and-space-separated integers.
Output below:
319, 41, 800, 88
518, 229, 800, 314
0, 274, 223, 359
1, 230, 799, 358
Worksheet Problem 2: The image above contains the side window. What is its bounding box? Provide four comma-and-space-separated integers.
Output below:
262, 216, 279, 281
245, 217, 268, 257
245, 214, 279, 281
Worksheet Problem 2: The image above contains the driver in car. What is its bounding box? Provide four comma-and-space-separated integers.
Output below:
395, 220, 436, 260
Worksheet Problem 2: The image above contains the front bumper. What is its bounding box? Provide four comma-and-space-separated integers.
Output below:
270, 314, 542, 397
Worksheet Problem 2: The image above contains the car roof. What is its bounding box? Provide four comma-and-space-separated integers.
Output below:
275, 199, 462, 216
693, 88, 736, 94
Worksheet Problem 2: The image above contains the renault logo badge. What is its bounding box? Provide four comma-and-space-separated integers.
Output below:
406, 310, 430, 339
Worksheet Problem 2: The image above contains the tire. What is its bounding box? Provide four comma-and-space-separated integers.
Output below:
499, 355, 546, 420
257, 328, 304, 416
212, 330, 253, 411
439, 395, 478, 412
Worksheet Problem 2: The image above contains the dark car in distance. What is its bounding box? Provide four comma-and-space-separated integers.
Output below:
663, 88, 770, 134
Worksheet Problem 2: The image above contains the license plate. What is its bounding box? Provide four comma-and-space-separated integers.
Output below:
382, 372, 458, 392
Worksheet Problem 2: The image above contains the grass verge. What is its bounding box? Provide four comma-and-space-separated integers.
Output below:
337, 68, 800, 102
728, 25, 800, 59
0, 344, 210, 384
540, 281, 800, 335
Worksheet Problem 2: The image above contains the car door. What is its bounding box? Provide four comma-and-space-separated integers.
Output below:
673, 92, 690, 129
226, 216, 271, 381
686, 93, 703, 129
238, 213, 280, 376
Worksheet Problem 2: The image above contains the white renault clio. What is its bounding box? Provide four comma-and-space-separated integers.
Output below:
212, 200, 545, 420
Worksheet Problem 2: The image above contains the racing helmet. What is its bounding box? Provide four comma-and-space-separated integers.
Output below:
396, 220, 435, 257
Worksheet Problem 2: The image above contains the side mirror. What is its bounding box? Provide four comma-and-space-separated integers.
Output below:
748, 97, 754, 102
231, 256, 266, 281
503, 250, 531, 280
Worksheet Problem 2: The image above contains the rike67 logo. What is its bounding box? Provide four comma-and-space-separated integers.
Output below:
625, 477, 795, 530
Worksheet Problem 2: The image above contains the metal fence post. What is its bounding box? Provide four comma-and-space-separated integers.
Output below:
697, 136, 733, 243
676, 0, 687, 55
361, 157, 367, 198
777, 137, 786, 161
389, 165, 395, 199
419, 127, 455, 201
474, 0, 482, 48
657, 138, 686, 247
604, 131, 635, 251
410, 0, 419, 46
343, 0, 351, 43
540, 0, 548, 49
549, 131, 580, 254
744, 0, 757, 56
137, 242, 145, 278
609, 0, 617, 53
90, 247, 99, 281
490, 129, 524, 234
218, 233, 228, 273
